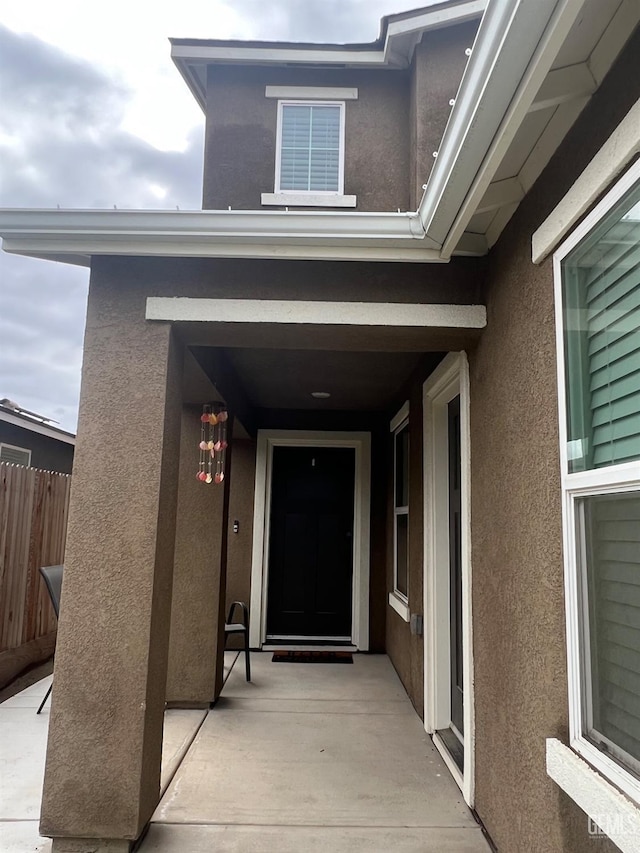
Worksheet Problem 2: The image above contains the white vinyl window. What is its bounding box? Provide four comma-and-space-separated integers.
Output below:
275, 101, 345, 195
555, 159, 640, 804
0, 442, 31, 467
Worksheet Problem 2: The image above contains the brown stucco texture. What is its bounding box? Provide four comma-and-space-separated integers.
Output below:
410, 22, 478, 208
224, 439, 256, 647
90, 254, 484, 308
203, 65, 411, 212
468, 29, 640, 853
40, 272, 184, 841
166, 405, 224, 705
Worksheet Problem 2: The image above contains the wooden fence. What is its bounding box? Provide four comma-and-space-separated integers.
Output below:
0, 463, 71, 687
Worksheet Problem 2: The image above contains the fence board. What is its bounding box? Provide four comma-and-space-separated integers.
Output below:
0, 463, 70, 684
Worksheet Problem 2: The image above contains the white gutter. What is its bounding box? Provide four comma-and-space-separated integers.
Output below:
0, 208, 441, 265
418, 0, 588, 257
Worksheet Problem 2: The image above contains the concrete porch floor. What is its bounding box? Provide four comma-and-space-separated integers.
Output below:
1, 652, 491, 852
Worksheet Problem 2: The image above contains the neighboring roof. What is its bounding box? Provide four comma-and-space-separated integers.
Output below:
0, 0, 638, 267
0, 403, 76, 446
171, 0, 486, 110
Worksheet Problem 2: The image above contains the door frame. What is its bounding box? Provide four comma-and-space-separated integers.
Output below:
249, 430, 371, 649
423, 352, 475, 806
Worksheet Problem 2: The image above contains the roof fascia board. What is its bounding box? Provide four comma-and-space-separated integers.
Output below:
0, 410, 76, 445
417, 0, 587, 254
384, 0, 486, 41
2, 237, 446, 264
171, 44, 387, 67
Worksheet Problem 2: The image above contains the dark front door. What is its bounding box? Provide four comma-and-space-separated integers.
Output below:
266, 446, 355, 639
448, 395, 464, 737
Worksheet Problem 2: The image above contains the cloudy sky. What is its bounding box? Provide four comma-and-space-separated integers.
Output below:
0, 0, 422, 433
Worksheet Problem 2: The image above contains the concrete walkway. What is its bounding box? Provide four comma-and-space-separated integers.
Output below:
0, 652, 490, 852
144, 652, 490, 852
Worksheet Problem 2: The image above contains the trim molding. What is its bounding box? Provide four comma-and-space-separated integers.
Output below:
261, 193, 357, 208
146, 298, 487, 329
249, 430, 371, 650
265, 86, 358, 100
532, 96, 640, 263
547, 739, 640, 852
423, 351, 475, 807
388, 591, 410, 622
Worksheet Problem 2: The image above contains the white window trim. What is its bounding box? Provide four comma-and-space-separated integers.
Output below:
249, 430, 371, 650
268, 99, 352, 207
0, 442, 32, 467
423, 351, 475, 807
261, 192, 357, 208
390, 403, 410, 607
551, 157, 640, 817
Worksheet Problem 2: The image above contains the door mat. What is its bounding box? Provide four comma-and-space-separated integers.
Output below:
272, 651, 353, 664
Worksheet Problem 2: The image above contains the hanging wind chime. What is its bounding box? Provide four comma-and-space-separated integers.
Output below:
198, 404, 228, 484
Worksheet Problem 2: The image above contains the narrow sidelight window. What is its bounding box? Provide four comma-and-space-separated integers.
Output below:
394, 419, 409, 599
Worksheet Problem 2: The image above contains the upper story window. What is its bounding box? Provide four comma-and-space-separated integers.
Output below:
277, 102, 343, 194
261, 87, 357, 208
554, 160, 640, 805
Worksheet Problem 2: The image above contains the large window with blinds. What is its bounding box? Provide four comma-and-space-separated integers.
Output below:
275, 101, 345, 195
556, 165, 640, 798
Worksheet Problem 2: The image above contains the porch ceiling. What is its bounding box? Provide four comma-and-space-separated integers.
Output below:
222, 348, 434, 411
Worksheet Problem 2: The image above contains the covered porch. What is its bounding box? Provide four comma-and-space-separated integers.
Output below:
0, 652, 490, 852
31, 254, 484, 850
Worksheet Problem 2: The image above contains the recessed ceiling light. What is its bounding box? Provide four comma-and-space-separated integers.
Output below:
311, 391, 331, 399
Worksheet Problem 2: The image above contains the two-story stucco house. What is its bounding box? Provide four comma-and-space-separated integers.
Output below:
1, 0, 640, 850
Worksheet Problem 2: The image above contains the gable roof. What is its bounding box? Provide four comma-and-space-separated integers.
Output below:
0, 403, 76, 446
171, 1, 486, 110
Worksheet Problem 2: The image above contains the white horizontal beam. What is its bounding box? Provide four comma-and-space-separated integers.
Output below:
265, 87, 358, 100
146, 297, 487, 330
529, 62, 596, 112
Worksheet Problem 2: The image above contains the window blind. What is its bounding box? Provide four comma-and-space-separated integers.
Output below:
585, 221, 640, 468
0, 445, 31, 466
584, 491, 640, 768
279, 104, 341, 193
563, 195, 640, 471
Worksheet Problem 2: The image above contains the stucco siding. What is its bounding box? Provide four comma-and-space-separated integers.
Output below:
203, 66, 410, 212
468, 28, 640, 853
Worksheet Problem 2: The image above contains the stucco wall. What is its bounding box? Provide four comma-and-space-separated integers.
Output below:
91, 254, 483, 307
225, 439, 257, 644
409, 22, 478, 208
203, 65, 410, 211
468, 29, 640, 853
